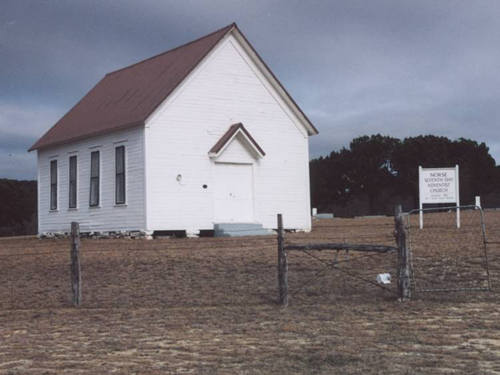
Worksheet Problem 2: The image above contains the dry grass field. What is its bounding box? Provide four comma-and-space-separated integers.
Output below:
0, 211, 499, 374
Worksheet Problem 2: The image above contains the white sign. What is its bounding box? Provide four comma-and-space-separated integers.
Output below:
419, 168, 457, 203
418, 165, 460, 229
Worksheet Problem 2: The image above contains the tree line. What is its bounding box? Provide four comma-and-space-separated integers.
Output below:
0, 179, 37, 236
310, 135, 500, 217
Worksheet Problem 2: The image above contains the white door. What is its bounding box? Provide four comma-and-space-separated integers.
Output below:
214, 163, 254, 222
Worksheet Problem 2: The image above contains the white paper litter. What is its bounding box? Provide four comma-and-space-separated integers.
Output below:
376, 273, 391, 285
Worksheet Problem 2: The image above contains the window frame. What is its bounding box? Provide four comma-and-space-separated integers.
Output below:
89, 150, 100, 207
115, 145, 126, 205
68, 155, 78, 209
49, 159, 58, 211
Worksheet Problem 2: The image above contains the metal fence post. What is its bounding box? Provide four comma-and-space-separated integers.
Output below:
394, 205, 411, 300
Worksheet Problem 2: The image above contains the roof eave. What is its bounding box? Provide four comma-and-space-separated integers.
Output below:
28, 120, 145, 152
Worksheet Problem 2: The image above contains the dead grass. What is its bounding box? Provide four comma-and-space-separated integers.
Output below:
0, 211, 499, 374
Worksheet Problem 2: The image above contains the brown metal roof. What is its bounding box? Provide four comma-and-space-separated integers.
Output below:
30, 22, 317, 151
29, 24, 235, 151
209, 123, 266, 157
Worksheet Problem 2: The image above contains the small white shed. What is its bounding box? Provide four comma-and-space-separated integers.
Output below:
29, 23, 318, 236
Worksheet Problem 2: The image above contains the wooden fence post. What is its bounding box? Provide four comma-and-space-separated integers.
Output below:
277, 214, 288, 307
394, 205, 411, 300
70, 222, 82, 306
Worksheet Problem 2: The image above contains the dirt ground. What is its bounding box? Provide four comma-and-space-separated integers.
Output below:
0, 211, 499, 374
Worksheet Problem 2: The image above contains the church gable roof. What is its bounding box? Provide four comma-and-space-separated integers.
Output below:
30, 23, 317, 151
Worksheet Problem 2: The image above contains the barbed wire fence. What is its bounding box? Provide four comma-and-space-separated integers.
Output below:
0, 218, 403, 310
0, 232, 281, 310
0, 206, 497, 310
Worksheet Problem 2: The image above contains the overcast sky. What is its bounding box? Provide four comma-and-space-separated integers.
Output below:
1, 0, 500, 179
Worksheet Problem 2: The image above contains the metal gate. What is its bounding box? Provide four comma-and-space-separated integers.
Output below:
406, 205, 491, 294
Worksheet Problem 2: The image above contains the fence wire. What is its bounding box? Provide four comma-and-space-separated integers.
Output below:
1, 209, 498, 310
406, 205, 492, 295
0, 235, 282, 310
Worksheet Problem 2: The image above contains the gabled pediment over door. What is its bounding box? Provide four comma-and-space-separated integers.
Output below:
209, 123, 265, 164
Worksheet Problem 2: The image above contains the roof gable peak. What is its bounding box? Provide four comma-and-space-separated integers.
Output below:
106, 23, 236, 78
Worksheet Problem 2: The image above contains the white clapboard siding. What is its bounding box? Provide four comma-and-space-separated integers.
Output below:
145, 34, 312, 233
37, 127, 145, 233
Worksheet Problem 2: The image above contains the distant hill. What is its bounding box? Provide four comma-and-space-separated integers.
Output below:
0, 179, 37, 236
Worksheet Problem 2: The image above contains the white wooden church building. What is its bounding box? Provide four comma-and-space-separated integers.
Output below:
30, 23, 318, 236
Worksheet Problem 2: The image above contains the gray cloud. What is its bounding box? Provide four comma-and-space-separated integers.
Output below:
1, 0, 499, 179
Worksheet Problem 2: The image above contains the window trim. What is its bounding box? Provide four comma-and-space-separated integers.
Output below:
68, 155, 78, 209
89, 150, 100, 207
49, 159, 58, 211
115, 145, 126, 205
